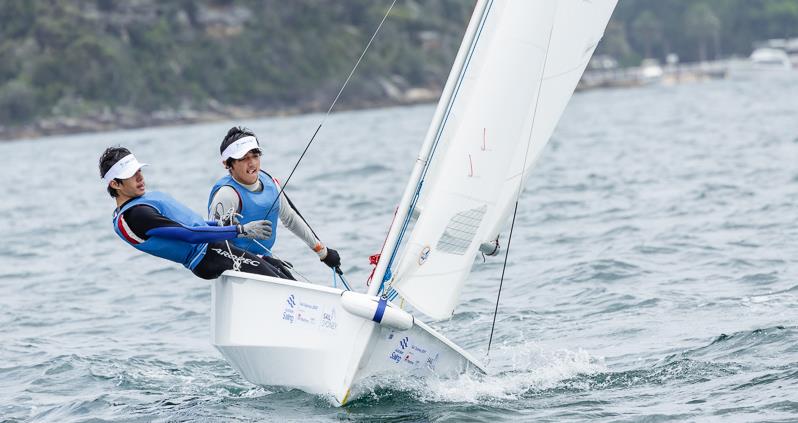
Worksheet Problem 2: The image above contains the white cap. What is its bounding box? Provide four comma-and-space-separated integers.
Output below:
102, 153, 148, 185
221, 136, 260, 160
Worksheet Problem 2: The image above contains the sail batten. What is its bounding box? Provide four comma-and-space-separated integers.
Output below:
389, 0, 617, 319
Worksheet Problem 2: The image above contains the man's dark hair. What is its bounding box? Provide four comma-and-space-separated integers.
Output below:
220, 126, 260, 169
99, 146, 131, 198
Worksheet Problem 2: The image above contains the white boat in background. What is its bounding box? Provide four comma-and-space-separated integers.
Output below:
749, 47, 792, 70
728, 47, 794, 81
211, 0, 618, 405
639, 58, 665, 84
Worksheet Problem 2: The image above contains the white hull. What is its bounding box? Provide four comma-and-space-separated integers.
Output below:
211, 271, 485, 405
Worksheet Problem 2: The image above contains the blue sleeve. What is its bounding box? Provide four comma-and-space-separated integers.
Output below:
146, 224, 238, 243
205, 220, 219, 226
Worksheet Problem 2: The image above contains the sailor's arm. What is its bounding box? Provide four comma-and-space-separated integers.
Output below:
278, 191, 341, 268
208, 185, 241, 224
124, 204, 269, 243
278, 192, 325, 256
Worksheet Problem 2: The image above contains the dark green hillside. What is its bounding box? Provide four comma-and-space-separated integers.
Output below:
1, 0, 796, 137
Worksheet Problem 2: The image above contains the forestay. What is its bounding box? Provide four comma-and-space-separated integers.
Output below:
390, 0, 618, 319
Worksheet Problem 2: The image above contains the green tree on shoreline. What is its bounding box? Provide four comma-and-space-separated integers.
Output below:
1, 0, 798, 131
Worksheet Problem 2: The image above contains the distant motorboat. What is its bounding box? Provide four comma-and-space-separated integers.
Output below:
639, 58, 664, 84
727, 48, 794, 80
749, 48, 792, 70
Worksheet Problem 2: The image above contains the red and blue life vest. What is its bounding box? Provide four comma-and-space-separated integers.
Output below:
113, 191, 208, 269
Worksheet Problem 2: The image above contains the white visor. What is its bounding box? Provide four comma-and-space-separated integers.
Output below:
102, 154, 148, 185
221, 136, 260, 160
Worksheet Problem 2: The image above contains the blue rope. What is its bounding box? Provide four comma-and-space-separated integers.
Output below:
332, 268, 352, 291
341, 275, 351, 291
252, 240, 273, 256
378, 181, 421, 294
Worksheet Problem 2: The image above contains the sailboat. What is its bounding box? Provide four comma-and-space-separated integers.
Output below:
211, 0, 617, 405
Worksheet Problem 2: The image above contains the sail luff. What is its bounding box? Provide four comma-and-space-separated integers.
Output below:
367, 0, 491, 297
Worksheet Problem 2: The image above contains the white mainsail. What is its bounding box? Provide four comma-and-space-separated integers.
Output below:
388, 0, 618, 319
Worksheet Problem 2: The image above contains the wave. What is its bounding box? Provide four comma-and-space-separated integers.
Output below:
343, 325, 797, 410
307, 164, 391, 181
347, 341, 606, 406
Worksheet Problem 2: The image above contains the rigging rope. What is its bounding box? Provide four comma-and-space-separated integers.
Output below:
234, 0, 397, 262
486, 201, 518, 356
264, 0, 396, 215
486, 9, 557, 358
214, 204, 244, 271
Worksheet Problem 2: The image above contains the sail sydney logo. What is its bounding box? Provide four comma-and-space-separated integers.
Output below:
388, 335, 435, 367
281, 294, 331, 329
282, 294, 296, 323
389, 336, 411, 363
321, 308, 337, 330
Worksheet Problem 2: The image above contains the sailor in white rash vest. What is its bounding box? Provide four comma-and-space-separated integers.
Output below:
208, 126, 342, 271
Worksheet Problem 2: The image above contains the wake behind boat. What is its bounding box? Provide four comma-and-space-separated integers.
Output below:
211, 0, 618, 405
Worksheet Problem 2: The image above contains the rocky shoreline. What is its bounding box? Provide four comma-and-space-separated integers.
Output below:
0, 86, 441, 142
1, 60, 734, 142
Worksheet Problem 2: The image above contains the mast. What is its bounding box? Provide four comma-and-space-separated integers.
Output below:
367, 0, 491, 297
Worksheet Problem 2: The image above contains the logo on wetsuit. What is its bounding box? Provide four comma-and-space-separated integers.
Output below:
210, 248, 260, 267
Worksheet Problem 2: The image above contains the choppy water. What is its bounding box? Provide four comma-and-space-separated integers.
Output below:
2, 72, 798, 422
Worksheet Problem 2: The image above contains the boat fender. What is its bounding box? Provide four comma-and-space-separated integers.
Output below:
340, 291, 413, 331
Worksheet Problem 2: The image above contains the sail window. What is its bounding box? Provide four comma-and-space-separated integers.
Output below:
435, 205, 487, 255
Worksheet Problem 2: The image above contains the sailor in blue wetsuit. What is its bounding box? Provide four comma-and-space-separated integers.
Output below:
100, 146, 294, 280
207, 127, 342, 274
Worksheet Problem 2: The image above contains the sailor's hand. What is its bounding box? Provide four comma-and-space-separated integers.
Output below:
237, 220, 273, 239
218, 212, 242, 226
211, 204, 242, 226
320, 247, 341, 269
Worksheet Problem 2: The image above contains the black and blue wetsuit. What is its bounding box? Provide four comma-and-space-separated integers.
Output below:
114, 192, 294, 280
